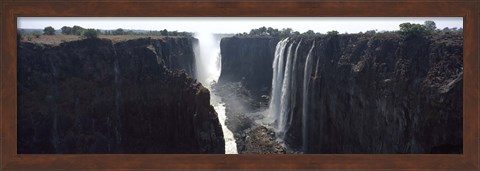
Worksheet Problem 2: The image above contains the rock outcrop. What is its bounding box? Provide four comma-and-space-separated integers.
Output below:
17, 37, 225, 154
237, 126, 286, 154
219, 32, 463, 154
213, 81, 285, 154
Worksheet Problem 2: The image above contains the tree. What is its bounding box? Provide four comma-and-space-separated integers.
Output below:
61, 26, 72, 35
160, 29, 168, 36
113, 28, 125, 35
125, 30, 134, 35
258, 26, 267, 35
82, 29, 98, 39
327, 30, 339, 35
279, 28, 293, 37
304, 30, 316, 35
399, 22, 428, 37
365, 30, 376, 34
249, 28, 259, 35
424, 20, 437, 31
43, 26, 55, 35
266, 27, 278, 36
171, 31, 178, 36
246, 27, 273, 36
72, 25, 84, 35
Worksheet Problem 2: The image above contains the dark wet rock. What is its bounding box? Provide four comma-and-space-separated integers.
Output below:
237, 126, 286, 154
218, 37, 279, 99
17, 37, 224, 154
212, 81, 282, 154
286, 33, 463, 153
212, 81, 268, 113
219, 32, 463, 154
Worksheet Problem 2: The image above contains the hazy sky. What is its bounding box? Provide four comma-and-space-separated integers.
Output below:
18, 17, 463, 34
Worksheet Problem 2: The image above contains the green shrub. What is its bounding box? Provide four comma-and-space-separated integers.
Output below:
327, 30, 339, 35
399, 22, 431, 38
424, 20, 436, 31
365, 30, 377, 35
43, 26, 55, 35
72, 25, 84, 35
82, 29, 98, 39
61, 26, 73, 35
303, 30, 316, 35
112, 28, 125, 35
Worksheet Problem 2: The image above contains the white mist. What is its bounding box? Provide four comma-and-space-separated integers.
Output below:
194, 32, 221, 86
194, 32, 238, 154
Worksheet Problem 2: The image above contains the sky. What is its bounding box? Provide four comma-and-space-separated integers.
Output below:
18, 17, 463, 34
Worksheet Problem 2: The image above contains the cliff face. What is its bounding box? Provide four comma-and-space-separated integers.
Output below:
17, 37, 225, 154
219, 32, 463, 154
154, 37, 197, 77
219, 37, 279, 98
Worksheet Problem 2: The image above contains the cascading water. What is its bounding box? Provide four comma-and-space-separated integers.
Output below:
194, 32, 238, 154
267, 38, 316, 152
286, 39, 302, 132
278, 42, 295, 137
269, 37, 305, 139
268, 38, 289, 129
194, 32, 222, 84
302, 41, 315, 153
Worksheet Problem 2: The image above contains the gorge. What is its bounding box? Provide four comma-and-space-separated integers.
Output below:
194, 32, 238, 154
218, 31, 463, 154
18, 37, 225, 153
17, 28, 463, 154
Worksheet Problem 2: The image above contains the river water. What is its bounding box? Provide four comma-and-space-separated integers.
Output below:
210, 92, 238, 154
194, 32, 238, 154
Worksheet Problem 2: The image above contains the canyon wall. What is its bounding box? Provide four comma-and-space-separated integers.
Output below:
17, 37, 225, 154
219, 37, 279, 98
219, 32, 463, 154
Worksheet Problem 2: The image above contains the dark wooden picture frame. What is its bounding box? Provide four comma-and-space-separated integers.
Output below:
1, 0, 479, 170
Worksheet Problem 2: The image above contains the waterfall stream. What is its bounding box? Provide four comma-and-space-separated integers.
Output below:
302, 41, 315, 152
268, 38, 289, 130
268, 38, 316, 152
194, 32, 238, 154
278, 42, 295, 138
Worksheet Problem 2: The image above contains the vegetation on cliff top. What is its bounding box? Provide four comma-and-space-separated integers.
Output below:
18, 20, 462, 46
233, 20, 462, 39
18, 25, 194, 45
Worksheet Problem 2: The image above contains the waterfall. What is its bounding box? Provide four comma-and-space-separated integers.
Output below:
278, 42, 295, 136
268, 38, 316, 152
194, 32, 238, 154
286, 39, 302, 132
268, 38, 289, 126
302, 41, 315, 153
269, 38, 307, 138
194, 32, 222, 85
